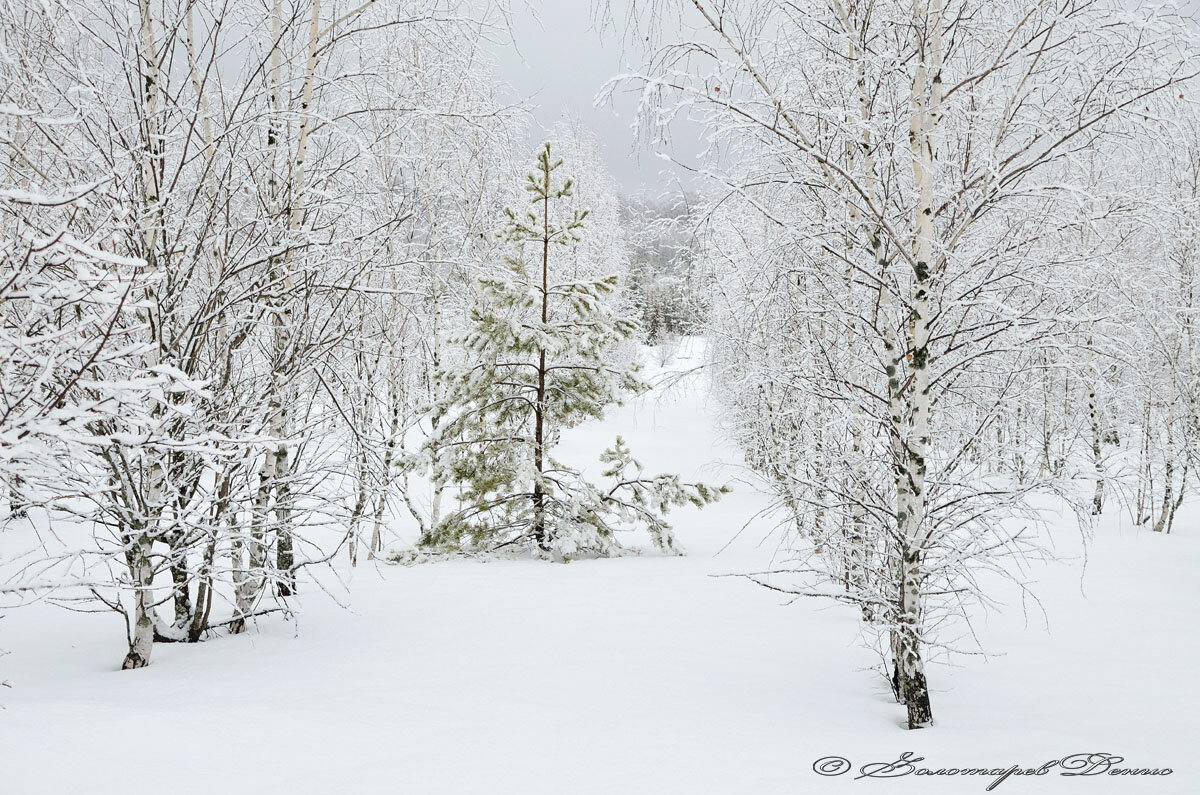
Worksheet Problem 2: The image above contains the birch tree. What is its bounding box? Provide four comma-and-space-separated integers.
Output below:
618, 0, 1196, 727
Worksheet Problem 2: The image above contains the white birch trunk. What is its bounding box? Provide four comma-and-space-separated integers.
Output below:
1087, 341, 1104, 515
123, 0, 164, 669
891, 0, 942, 729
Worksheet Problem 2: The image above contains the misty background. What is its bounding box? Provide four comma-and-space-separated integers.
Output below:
489, 0, 703, 196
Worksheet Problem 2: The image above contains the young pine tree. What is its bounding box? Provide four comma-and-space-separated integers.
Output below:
423, 143, 725, 559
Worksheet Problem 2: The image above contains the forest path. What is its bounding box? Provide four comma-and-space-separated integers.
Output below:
0, 340, 1195, 794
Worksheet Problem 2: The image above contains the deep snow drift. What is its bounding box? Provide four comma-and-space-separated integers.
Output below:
0, 341, 1195, 794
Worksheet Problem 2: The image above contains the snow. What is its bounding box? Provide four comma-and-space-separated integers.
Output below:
0, 340, 1196, 794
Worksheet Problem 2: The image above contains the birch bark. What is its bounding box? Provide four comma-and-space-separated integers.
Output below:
890, 0, 942, 729
122, 0, 165, 669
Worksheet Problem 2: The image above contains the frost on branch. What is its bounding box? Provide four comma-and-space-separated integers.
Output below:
594, 435, 729, 555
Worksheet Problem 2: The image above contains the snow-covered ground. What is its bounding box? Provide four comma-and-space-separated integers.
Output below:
0, 340, 1195, 794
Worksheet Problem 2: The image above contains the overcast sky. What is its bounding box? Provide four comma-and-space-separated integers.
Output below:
490, 1, 700, 196
491, 0, 1200, 197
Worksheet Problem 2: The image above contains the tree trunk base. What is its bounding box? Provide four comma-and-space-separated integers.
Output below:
900, 669, 933, 729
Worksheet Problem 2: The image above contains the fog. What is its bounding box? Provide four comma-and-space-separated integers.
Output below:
489, 1, 702, 196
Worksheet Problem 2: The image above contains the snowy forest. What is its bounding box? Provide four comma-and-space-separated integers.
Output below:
1, 0, 1198, 792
